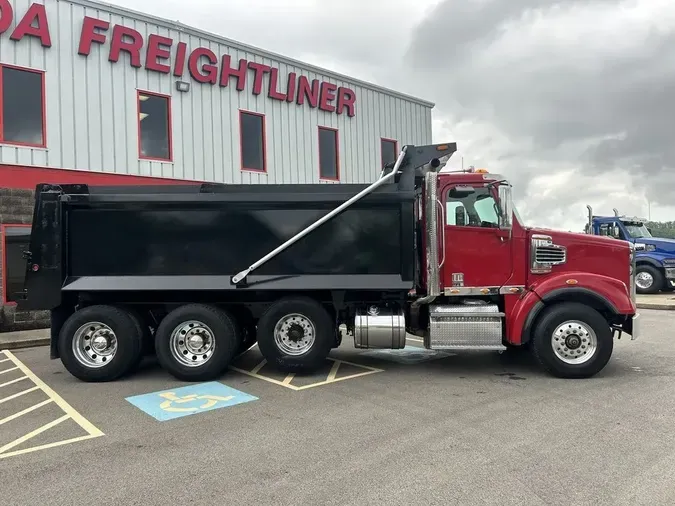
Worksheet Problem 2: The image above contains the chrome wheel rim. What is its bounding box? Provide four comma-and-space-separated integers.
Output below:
551, 320, 597, 365
170, 320, 216, 367
636, 271, 654, 290
273, 313, 315, 356
72, 322, 117, 368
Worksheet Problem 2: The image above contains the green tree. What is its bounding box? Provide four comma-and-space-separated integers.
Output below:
646, 221, 675, 239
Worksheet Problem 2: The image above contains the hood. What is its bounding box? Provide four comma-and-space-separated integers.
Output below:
637, 237, 675, 252
528, 227, 630, 249
525, 227, 631, 286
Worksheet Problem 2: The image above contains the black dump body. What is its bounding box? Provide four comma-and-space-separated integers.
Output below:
18, 143, 456, 311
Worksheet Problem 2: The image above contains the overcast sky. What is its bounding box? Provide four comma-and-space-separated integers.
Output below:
114, 0, 673, 231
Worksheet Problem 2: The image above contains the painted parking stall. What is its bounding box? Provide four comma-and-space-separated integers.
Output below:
0, 335, 460, 463
0, 350, 103, 460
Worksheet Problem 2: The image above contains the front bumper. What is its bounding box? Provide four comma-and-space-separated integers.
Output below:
619, 312, 640, 341
665, 267, 675, 288
630, 312, 640, 340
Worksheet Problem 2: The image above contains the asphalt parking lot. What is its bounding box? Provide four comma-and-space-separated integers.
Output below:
1, 309, 674, 506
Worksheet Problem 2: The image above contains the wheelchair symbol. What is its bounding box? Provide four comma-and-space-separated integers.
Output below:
158, 391, 234, 413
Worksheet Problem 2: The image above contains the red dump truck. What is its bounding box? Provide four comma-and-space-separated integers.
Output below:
17, 142, 639, 382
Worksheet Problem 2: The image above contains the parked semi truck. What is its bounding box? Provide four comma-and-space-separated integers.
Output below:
17, 143, 639, 382
585, 206, 675, 294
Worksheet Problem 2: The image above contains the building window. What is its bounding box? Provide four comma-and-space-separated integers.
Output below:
0, 64, 46, 147
2, 225, 31, 305
239, 110, 266, 172
381, 138, 398, 170
138, 90, 172, 161
318, 126, 339, 180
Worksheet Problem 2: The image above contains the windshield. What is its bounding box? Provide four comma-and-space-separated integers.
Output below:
623, 222, 652, 238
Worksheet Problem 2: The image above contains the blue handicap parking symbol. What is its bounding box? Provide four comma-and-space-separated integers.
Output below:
126, 381, 258, 421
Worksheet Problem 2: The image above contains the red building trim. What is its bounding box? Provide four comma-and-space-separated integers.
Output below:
137, 89, 173, 162
0, 63, 47, 149
380, 137, 398, 169
1, 223, 31, 306
0, 164, 193, 190
238, 109, 267, 173
318, 125, 340, 182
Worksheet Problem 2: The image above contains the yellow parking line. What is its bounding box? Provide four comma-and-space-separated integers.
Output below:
326, 361, 340, 382
0, 366, 19, 375
0, 399, 53, 426
0, 386, 39, 404
2, 351, 104, 438
0, 434, 101, 460
251, 359, 267, 374
0, 376, 29, 389
0, 414, 70, 456
231, 357, 384, 391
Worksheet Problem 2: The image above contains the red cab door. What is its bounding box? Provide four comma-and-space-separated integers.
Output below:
439, 183, 514, 292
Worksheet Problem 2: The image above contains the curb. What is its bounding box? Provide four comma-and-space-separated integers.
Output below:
0, 337, 50, 351
637, 303, 675, 311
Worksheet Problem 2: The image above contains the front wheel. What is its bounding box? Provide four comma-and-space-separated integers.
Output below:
635, 265, 663, 294
530, 302, 613, 379
256, 296, 334, 373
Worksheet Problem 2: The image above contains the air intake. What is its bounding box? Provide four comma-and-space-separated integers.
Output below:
531, 234, 566, 274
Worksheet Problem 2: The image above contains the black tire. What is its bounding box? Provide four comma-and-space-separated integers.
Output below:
531, 302, 613, 379
256, 296, 334, 373
124, 306, 153, 360
58, 305, 144, 382
154, 304, 239, 382
636, 264, 664, 294
233, 309, 258, 357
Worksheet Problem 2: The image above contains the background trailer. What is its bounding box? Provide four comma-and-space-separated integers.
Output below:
0, 0, 434, 331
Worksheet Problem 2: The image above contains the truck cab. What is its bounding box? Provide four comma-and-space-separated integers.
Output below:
584, 207, 675, 294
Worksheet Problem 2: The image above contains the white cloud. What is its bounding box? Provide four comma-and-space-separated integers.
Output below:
108, 0, 673, 230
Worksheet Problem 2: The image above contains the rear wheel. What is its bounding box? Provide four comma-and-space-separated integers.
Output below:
58, 305, 144, 382
154, 304, 239, 382
530, 302, 613, 379
256, 296, 334, 373
635, 264, 663, 294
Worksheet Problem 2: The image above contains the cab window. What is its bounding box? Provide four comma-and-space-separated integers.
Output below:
445, 187, 499, 228
599, 222, 625, 240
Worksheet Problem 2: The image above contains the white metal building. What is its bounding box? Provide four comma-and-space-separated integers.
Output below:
0, 0, 433, 187
0, 0, 434, 326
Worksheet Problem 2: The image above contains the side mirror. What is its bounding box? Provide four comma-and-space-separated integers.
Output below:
498, 184, 513, 231
613, 225, 621, 238
455, 206, 466, 226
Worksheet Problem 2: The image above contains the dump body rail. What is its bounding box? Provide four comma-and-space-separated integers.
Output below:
232, 143, 457, 285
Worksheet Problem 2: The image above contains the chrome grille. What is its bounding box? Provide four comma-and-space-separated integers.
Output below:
535, 246, 566, 264
531, 234, 567, 274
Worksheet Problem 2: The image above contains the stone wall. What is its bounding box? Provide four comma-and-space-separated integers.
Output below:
0, 188, 50, 332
